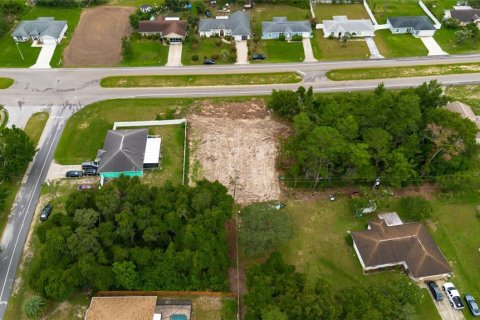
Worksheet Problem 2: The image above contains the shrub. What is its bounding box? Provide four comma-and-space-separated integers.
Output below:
215, 39, 222, 47
211, 53, 220, 60
399, 196, 433, 221
444, 17, 460, 29
23, 296, 46, 319
191, 54, 199, 61
278, 34, 286, 41
291, 35, 303, 41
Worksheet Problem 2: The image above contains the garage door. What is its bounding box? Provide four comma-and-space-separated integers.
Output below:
170, 38, 182, 43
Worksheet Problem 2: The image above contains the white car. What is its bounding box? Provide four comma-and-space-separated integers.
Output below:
443, 282, 465, 310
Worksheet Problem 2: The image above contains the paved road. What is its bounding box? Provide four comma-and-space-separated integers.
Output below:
0, 105, 73, 319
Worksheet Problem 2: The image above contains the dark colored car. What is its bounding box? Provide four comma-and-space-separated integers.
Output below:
81, 161, 98, 170
252, 53, 266, 60
40, 203, 52, 221
203, 59, 216, 65
205, 9, 212, 17
77, 184, 95, 191
66, 170, 83, 178
83, 168, 98, 176
426, 281, 443, 301
465, 295, 480, 317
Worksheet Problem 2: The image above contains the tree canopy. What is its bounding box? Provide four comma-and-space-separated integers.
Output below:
0, 126, 36, 181
29, 177, 233, 300
271, 82, 478, 188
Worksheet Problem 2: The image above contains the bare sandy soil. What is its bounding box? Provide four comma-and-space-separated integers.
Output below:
63, 6, 134, 66
188, 100, 289, 204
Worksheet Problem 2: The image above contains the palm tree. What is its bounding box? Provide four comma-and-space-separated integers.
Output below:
22, 296, 46, 319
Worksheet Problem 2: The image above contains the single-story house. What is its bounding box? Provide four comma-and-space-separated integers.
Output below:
12, 17, 67, 44
262, 17, 312, 40
351, 217, 452, 281
445, 101, 480, 144
86, 296, 159, 320
387, 16, 436, 37
140, 4, 153, 13
137, 16, 187, 43
445, 7, 480, 26
96, 129, 161, 181
199, 11, 250, 41
322, 16, 375, 38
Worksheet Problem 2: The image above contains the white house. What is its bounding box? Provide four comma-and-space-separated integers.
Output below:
199, 11, 250, 41
11, 17, 67, 44
387, 16, 436, 37
261, 17, 312, 40
322, 16, 375, 38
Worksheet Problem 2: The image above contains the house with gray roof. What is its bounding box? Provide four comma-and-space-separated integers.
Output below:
445, 7, 480, 26
262, 17, 312, 40
323, 16, 374, 38
387, 16, 436, 37
12, 17, 67, 44
199, 11, 250, 41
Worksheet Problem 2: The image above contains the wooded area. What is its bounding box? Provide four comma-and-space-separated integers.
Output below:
271, 82, 479, 188
28, 178, 233, 300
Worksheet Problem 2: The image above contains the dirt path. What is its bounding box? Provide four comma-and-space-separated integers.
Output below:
63, 6, 134, 66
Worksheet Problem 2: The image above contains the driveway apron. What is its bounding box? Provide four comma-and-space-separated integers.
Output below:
365, 37, 384, 59
421, 36, 448, 56
235, 40, 249, 64
30, 43, 56, 69
302, 38, 317, 62
166, 43, 183, 67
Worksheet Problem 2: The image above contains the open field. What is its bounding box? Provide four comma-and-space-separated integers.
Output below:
374, 29, 428, 57
251, 40, 305, 63
326, 62, 480, 80
369, 0, 425, 24
63, 6, 134, 67
24, 112, 49, 147
188, 100, 288, 204
119, 38, 169, 66
434, 28, 480, 55
446, 85, 480, 114
313, 3, 369, 21
0, 78, 14, 89
312, 30, 370, 60
182, 38, 235, 65
100, 72, 302, 87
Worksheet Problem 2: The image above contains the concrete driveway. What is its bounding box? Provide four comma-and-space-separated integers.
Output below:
166, 43, 182, 67
420, 281, 465, 320
302, 38, 317, 62
366, 37, 384, 59
421, 37, 448, 56
235, 40, 249, 64
30, 43, 56, 69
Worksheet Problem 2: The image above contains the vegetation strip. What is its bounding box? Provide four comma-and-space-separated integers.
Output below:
24, 112, 49, 147
0, 78, 14, 89
100, 72, 302, 88
327, 63, 480, 81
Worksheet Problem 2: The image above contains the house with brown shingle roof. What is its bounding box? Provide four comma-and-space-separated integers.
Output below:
137, 16, 187, 43
85, 296, 158, 320
351, 218, 452, 281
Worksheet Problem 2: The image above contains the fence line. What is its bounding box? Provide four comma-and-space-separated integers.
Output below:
363, 0, 378, 25
419, 0, 442, 29
95, 290, 236, 298
113, 119, 187, 130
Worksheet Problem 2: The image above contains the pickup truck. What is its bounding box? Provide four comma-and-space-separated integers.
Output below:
443, 282, 465, 310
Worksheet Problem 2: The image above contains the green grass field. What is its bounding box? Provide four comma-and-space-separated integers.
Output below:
100, 72, 302, 87
326, 62, 480, 80
24, 112, 49, 147
313, 3, 369, 21
312, 30, 370, 60
374, 29, 428, 57
119, 39, 169, 66
252, 40, 305, 63
434, 28, 480, 55
369, 0, 425, 24
0, 78, 14, 89
446, 85, 480, 114
182, 38, 235, 65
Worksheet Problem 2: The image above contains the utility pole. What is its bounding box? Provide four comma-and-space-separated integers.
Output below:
16, 42, 24, 60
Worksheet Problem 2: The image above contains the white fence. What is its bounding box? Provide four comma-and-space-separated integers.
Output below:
419, 0, 442, 29
363, 0, 378, 25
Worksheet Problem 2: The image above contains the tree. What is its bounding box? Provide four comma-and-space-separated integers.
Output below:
399, 196, 432, 221
239, 203, 294, 256
363, 128, 392, 169
455, 29, 472, 44
22, 296, 46, 319
268, 89, 303, 119
262, 307, 288, 320
341, 32, 351, 47
113, 261, 138, 290
0, 126, 36, 181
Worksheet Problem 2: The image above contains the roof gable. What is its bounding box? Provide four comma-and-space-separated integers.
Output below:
450, 9, 480, 22
137, 16, 187, 36
388, 16, 435, 30
262, 17, 312, 33
12, 17, 67, 38
323, 19, 375, 33
199, 11, 251, 36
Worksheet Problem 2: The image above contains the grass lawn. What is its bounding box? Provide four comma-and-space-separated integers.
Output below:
326, 62, 480, 80
446, 85, 480, 114
0, 37, 41, 68
119, 39, 169, 66
313, 3, 369, 21
252, 40, 305, 63
100, 72, 302, 87
369, 0, 425, 24
312, 30, 370, 60
0, 78, 14, 89
182, 38, 235, 65
251, 4, 311, 36
374, 29, 428, 58
434, 27, 480, 55
107, 0, 165, 5
24, 112, 49, 147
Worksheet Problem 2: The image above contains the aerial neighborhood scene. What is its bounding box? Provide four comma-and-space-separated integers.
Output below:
2, 0, 480, 318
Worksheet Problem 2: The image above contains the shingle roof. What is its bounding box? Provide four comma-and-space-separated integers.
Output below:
96, 129, 147, 173
12, 17, 67, 38
262, 17, 312, 34
450, 9, 480, 23
137, 16, 187, 36
388, 16, 436, 30
85, 296, 156, 320
199, 11, 250, 36
351, 219, 452, 279
323, 18, 374, 34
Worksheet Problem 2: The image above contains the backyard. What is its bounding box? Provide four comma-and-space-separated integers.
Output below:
374, 29, 428, 57
313, 3, 369, 21
119, 38, 169, 66
368, 0, 425, 24
250, 4, 311, 36
312, 30, 370, 60
182, 38, 236, 65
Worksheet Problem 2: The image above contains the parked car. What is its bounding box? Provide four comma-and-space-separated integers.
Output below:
66, 170, 83, 178
77, 184, 95, 191
40, 203, 52, 221
252, 53, 266, 60
426, 281, 443, 301
203, 59, 216, 65
443, 282, 465, 310
205, 9, 212, 17
81, 161, 98, 170
83, 168, 98, 176
465, 295, 480, 317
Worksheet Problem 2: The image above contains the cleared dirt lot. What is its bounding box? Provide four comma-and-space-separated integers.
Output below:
63, 6, 134, 66
188, 100, 289, 204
